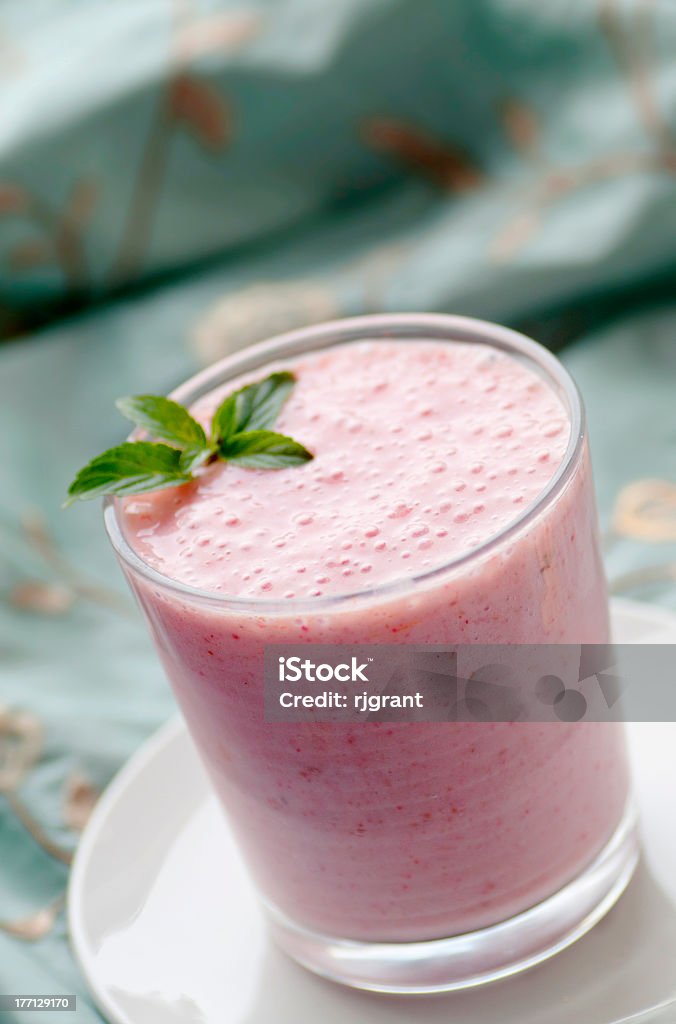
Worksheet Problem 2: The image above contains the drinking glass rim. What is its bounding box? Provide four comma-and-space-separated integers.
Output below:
104, 312, 586, 614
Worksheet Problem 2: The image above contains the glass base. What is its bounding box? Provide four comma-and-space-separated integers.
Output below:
264, 803, 639, 994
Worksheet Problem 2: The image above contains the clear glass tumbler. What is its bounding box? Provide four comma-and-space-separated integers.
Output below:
104, 314, 638, 993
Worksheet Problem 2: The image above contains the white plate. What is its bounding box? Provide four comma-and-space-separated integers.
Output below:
69, 598, 676, 1024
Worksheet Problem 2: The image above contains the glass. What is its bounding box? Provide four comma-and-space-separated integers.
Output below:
104, 313, 637, 993
616, 1001, 676, 1023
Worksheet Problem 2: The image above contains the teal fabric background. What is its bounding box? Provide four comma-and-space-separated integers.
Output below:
1, 1, 676, 1019
2, 0, 676, 342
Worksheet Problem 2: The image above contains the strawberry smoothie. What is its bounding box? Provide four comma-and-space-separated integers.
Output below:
111, 323, 630, 949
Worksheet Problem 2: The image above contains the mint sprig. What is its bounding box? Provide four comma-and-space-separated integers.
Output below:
65, 371, 312, 505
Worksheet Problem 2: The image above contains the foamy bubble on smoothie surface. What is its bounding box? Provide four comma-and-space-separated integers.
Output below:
121, 340, 570, 598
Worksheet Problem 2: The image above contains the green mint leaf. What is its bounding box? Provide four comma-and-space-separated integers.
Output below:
65, 442, 192, 505
220, 430, 314, 469
116, 395, 207, 451
211, 371, 295, 443
178, 446, 213, 474
65, 371, 310, 508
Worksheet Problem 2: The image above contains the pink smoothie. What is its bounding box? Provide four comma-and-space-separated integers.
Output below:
118, 339, 629, 941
